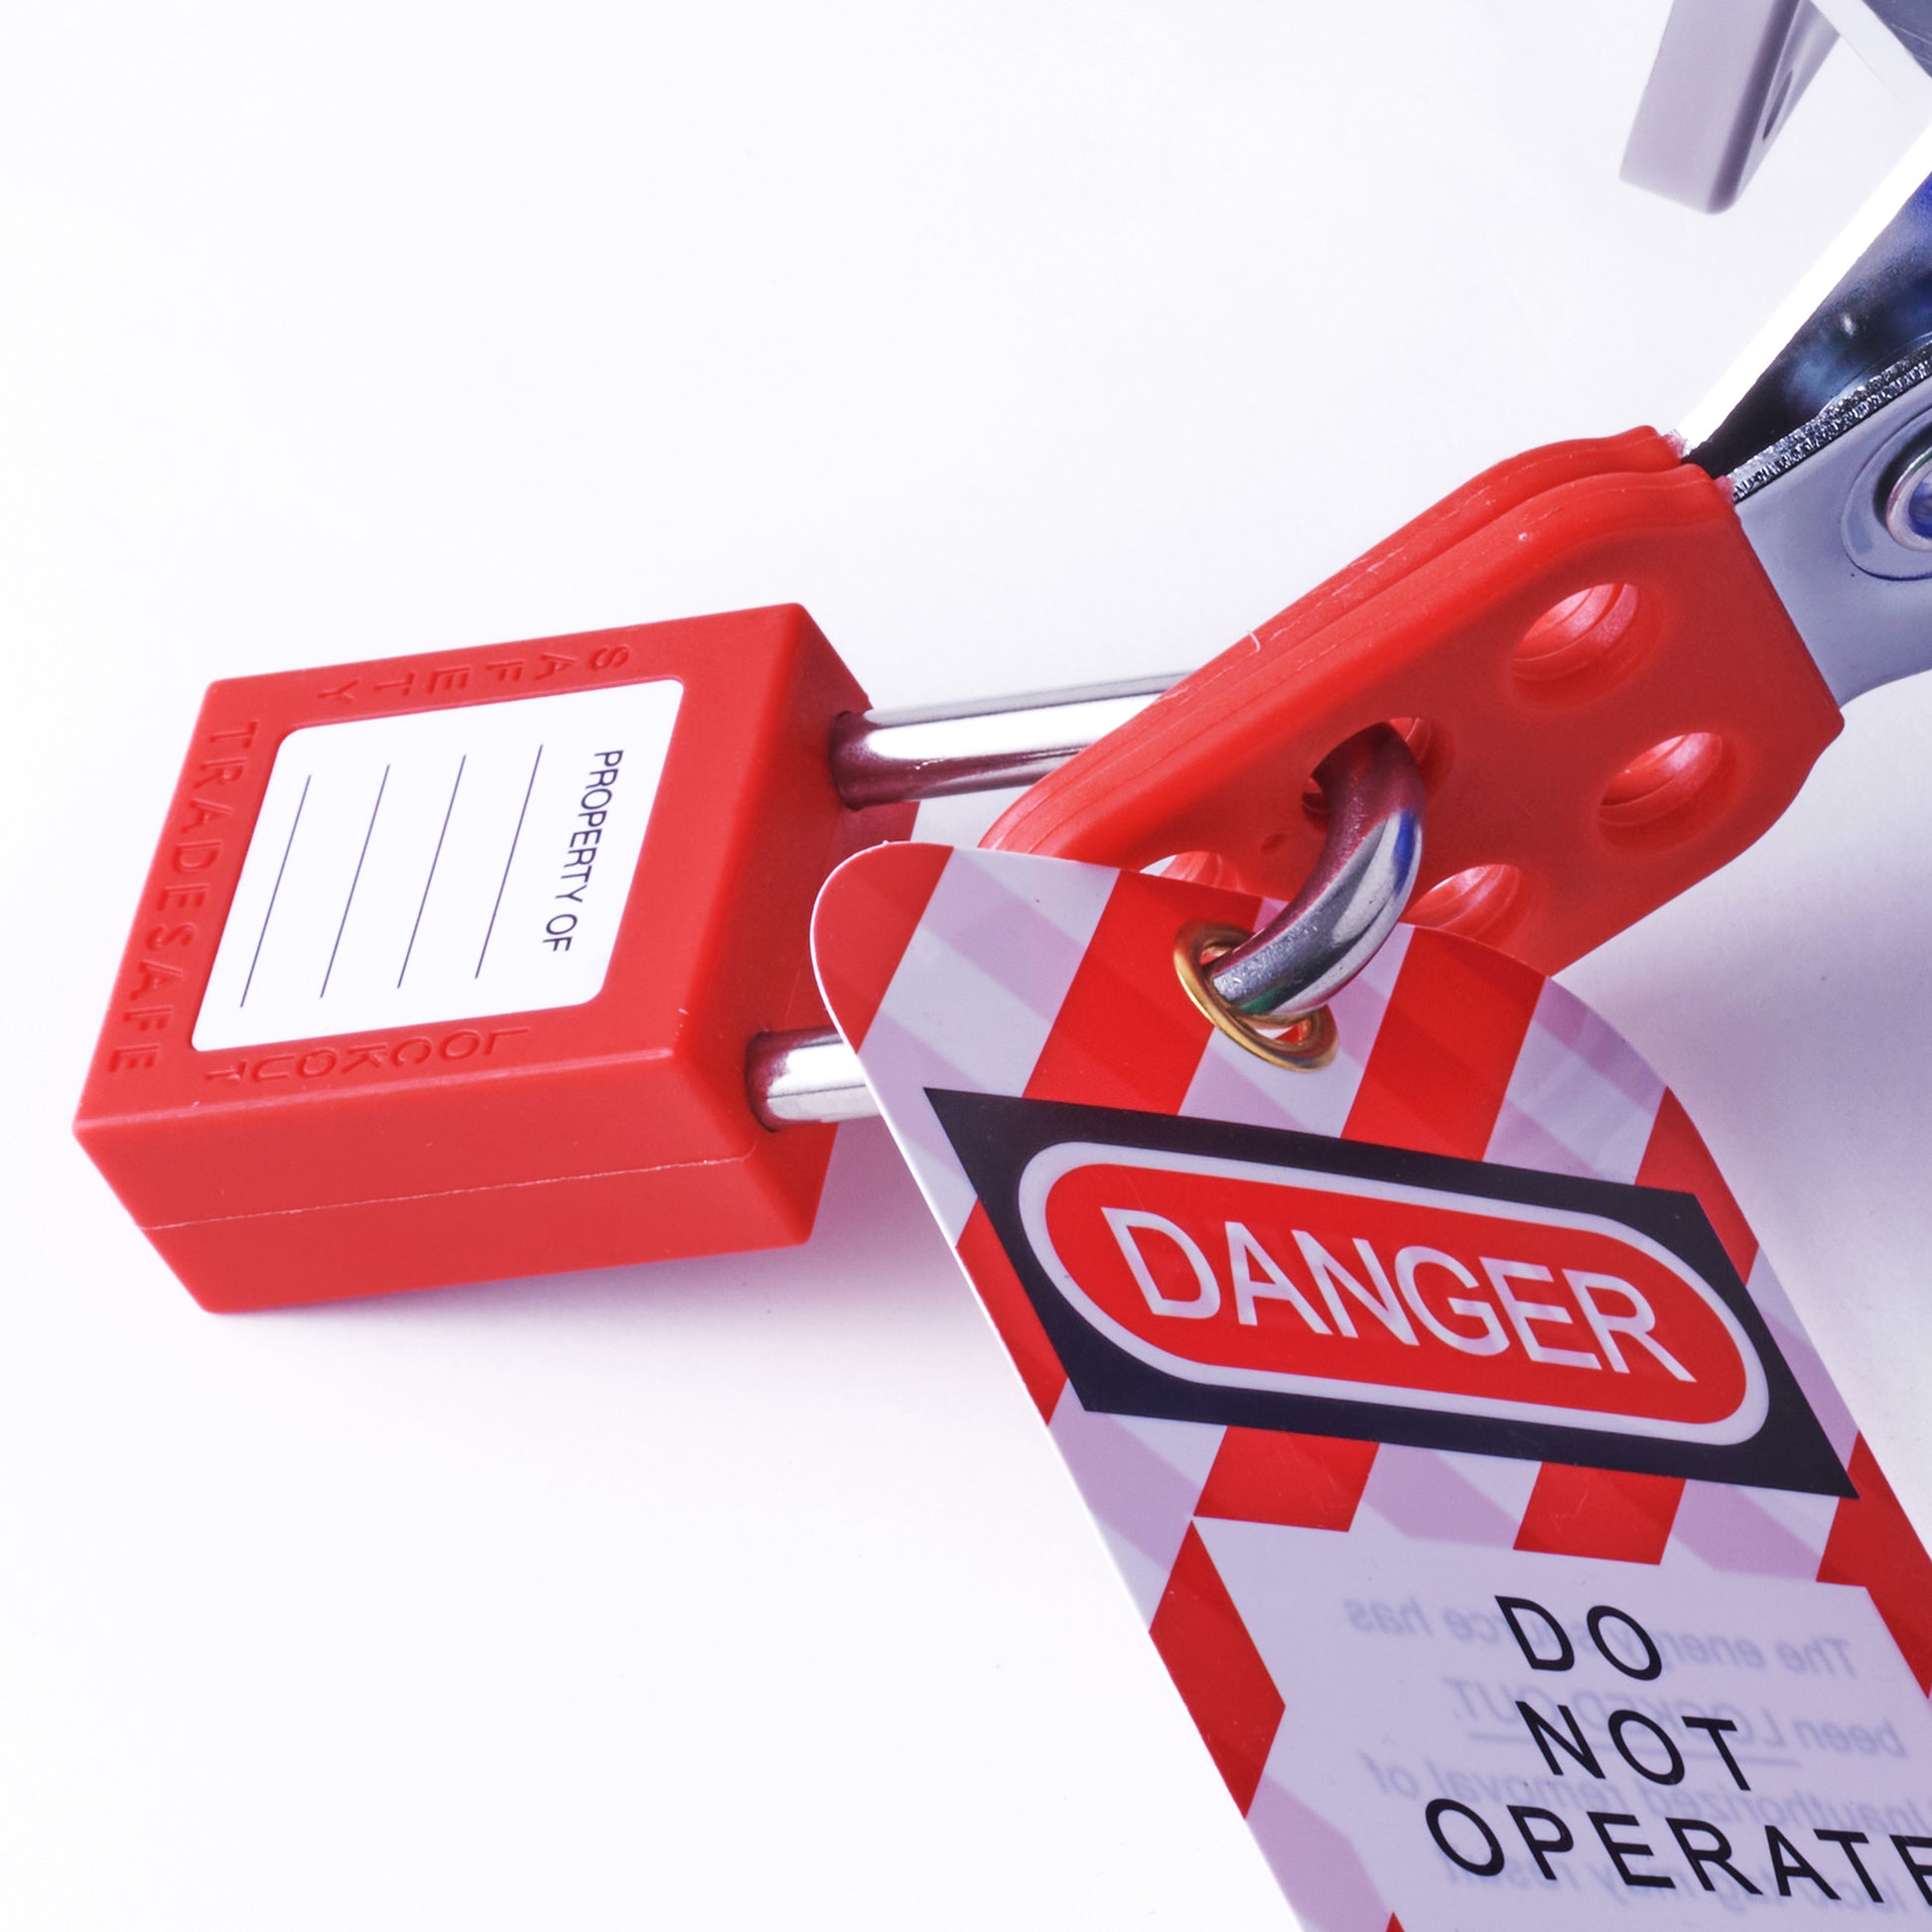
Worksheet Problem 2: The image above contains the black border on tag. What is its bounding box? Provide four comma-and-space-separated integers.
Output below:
929, 1089, 1852, 1498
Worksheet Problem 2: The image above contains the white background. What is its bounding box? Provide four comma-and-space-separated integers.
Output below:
8, 4, 1932, 1927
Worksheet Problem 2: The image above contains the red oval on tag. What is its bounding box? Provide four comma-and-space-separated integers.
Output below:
1020, 1143, 1765, 1445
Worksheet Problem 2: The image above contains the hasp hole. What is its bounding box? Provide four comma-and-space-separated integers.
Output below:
1598, 732, 1727, 843
1513, 583, 1643, 692
1408, 862, 1525, 943
1303, 717, 1437, 820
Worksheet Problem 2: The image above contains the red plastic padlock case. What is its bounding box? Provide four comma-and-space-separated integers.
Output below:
75, 606, 910, 1311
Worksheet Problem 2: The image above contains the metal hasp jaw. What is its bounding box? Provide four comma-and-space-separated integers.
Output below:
1689, 161, 1932, 704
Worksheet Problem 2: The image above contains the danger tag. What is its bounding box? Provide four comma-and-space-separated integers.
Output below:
811, 842, 1932, 1931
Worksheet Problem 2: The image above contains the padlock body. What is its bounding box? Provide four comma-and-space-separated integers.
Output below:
75, 606, 908, 1311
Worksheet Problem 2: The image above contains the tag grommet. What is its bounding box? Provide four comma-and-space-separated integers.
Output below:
1173, 919, 1339, 1071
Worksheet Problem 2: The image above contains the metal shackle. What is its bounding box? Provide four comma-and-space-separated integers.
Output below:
749, 718, 1426, 1125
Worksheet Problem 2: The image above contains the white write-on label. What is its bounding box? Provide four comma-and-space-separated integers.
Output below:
194, 681, 682, 1050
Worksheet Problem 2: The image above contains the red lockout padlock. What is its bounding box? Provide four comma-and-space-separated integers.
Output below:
76, 154, 1932, 1311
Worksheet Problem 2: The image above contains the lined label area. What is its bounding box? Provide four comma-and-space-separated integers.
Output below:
194, 681, 682, 1049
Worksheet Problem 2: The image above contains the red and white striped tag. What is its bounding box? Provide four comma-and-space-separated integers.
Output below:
812, 842, 1932, 1930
